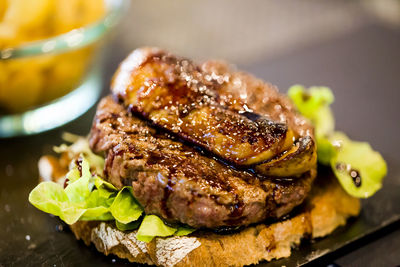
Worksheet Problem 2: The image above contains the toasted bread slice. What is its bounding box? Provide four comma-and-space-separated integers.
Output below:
39, 155, 360, 267
68, 173, 359, 267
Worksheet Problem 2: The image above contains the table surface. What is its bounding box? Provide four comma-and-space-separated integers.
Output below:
1, 10, 400, 267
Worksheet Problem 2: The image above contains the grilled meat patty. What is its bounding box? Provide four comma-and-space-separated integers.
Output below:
89, 97, 316, 229
111, 48, 316, 177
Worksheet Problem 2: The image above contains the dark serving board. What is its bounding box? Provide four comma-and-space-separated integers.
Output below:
0, 144, 399, 267
0, 23, 399, 266
266, 158, 400, 267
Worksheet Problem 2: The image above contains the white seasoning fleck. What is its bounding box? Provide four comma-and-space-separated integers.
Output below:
4, 204, 10, 212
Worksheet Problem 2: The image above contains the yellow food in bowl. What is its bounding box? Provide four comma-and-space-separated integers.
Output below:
0, 0, 106, 113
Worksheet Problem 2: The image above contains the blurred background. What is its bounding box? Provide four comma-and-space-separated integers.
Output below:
1, 0, 400, 141
115, 0, 400, 64
0, 1, 400, 266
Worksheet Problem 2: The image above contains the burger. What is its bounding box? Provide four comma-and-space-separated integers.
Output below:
29, 48, 387, 266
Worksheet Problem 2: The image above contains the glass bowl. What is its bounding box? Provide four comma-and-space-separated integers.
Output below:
0, 0, 126, 138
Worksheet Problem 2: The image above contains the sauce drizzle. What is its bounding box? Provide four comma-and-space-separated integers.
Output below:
335, 162, 362, 187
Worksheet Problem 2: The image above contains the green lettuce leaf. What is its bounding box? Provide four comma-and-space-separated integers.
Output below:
331, 137, 387, 198
115, 220, 141, 231
110, 187, 143, 224
65, 168, 80, 183
29, 156, 114, 224
175, 226, 196, 236
83, 188, 116, 221
288, 85, 387, 198
64, 173, 91, 204
30, 142, 196, 239
58, 205, 87, 224
29, 182, 86, 224
29, 181, 69, 215
136, 215, 177, 242
80, 207, 113, 221
288, 85, 334, 138
87, 186, 116, 204
94, 176, 117, 191
316, 135, 336, 165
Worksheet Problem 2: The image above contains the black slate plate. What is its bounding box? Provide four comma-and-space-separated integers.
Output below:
265, 156, 400, 267
0, 135, 399, 267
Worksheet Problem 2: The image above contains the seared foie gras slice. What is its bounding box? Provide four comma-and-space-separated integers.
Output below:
199, 61, 317, 176
199, 60, 317, 176
256, 136, 317, 177
111, 47, 294, 167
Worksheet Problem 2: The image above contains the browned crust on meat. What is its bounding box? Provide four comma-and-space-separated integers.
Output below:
89, 96, 316, 229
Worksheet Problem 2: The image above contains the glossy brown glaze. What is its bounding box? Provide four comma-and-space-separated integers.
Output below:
200, 60, 314, 139
335, 163, 362, 188
89, 97, 316, 228
255, 136, 317, 177
350, 169, 362, 187
111, 48, 295, 167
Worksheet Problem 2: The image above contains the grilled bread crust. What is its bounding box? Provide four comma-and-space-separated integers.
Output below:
69, 173, 360, 267
39, 154, 360, 267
